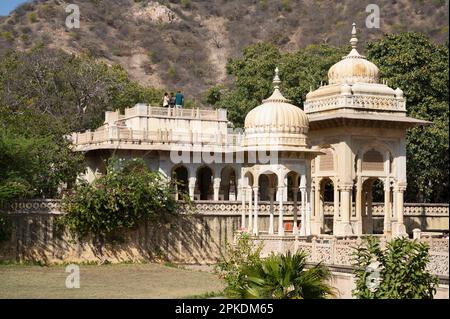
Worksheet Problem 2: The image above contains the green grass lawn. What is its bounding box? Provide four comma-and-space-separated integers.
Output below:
0, 262, 224, 299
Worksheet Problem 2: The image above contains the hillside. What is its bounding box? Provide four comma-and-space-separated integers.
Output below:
0, 0, 448, 101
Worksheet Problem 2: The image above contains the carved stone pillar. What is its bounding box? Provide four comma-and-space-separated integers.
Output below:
355, 176, 363, 235
253, 186, 259, 235
268, 188, 275, 235
278, 186, 284, 236
247, 186, 253, 231
213, 176, 221, 201
188, 176, 196, 201
300, 186, 306, 236
312, 179, 321, 234
340, 184, 353, 235
240, 187, 246, 230
292, 186, 299, 235
366, 183, 374, 234
384, 178, 392, 236
393, 184, 407, 237
333, 182, 340, 235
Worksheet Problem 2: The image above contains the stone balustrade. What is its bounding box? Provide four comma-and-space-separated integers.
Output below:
3, 199, 449, 217
304, 95, 406, 114
256, 235, 449, 277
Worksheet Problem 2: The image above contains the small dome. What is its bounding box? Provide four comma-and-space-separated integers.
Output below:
244, 90, 309, 133
244, 68, 309, 149
328, 23, 379, 85
395, 87, 404, 99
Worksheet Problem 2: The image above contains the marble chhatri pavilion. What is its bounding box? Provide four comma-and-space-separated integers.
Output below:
71, 24, 429, 238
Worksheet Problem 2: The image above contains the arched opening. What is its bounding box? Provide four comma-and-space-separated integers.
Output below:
196, 166, 213, 200
220, 166, 237, 201
287, 172, 300, 201
320, 178, 335, 234
258, 174, 275, 201
172, 166, 188, 200
362, 178, 385, 234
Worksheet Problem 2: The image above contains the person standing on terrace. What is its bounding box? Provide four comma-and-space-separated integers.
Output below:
175, 90, 184, 109
163, 92, 170, 107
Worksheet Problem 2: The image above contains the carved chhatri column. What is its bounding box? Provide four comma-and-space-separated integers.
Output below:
278, 186, 285, 236
268, 188, 275, 235
333, 180, 340, 235
355, 176, 363, 235
312, 178, 321, 234
393, 183, 407, 237
292, 185, 299, 235
247, 186, 253, 231
252, 186, 259, 235
188, 176, 196, 200
213, 176, 221, 201
340, 183, 353, 235
299, 186, 306, 236
383, 178, 392, 236
240, 186, 246, 230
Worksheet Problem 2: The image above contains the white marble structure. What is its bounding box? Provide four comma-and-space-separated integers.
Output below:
71, 24, 429, 239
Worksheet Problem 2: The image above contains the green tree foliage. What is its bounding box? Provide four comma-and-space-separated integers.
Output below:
216, 233, 334, 299
352, 236, 438, 299
0, 46, 165, 203
61, 158, 181, 239
206, 42, 347, 127
366, 33, 449, 203
0, 108, 84, 202
0, 46, 164, 132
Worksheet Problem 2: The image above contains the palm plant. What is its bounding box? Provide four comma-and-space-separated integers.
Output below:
229, 251, 335, 299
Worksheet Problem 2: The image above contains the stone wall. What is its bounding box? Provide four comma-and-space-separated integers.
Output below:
0, 200, 448, 267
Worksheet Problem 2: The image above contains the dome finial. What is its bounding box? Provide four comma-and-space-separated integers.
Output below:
273, 67, 281, 88
350, 22, 358, 49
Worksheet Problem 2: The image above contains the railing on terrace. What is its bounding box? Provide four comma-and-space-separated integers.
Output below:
72, 129, 243, 147
121, 105, 226, 121
304, 95, 406, 114
3, 199, 448, 217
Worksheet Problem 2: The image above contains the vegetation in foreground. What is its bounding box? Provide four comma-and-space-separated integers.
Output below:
216, 233, 335, 299
61, 158, 185, 239
352, 236, 438, 299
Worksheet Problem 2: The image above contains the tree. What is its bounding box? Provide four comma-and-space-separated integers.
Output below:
0, 46, 165, 202
367, 33, 449, 203
206, 42, 347, 127
0, 46, 164, 132
352, 236, 438, 299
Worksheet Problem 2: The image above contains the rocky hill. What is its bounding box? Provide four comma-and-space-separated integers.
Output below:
0, 0, 448, 101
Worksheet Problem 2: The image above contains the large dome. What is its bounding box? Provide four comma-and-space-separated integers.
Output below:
327, 23, 379, 85
244, 68, 309, 149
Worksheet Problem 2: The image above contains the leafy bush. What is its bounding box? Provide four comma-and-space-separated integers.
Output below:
216, 233, 334, 299
215, 232, 263, 297
352, 236, 438, 299
61, 158, 181, 239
